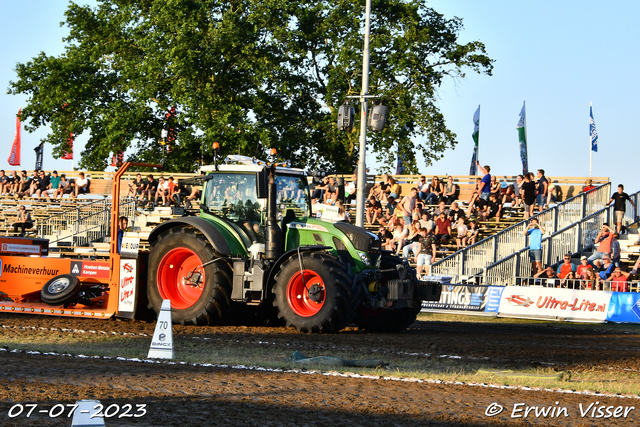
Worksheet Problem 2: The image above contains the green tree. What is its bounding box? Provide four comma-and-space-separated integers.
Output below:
8, 0, 492, 173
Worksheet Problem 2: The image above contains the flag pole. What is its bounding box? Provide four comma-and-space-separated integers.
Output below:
589, 102, 593, 178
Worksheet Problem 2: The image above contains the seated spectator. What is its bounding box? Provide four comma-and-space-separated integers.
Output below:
377, 225, 393, 246
416, 176, 428, 201
27, 171, 41, 197
452, 217, 468, 250
386, 223, 408, 254
411, 202, 424, 222
434, 212, 451, 243
611, 233, 621, 267
560, 271, 580, 289
582, 267, 598, 290
16, 170, 31, 197
424, 176, 443, 206
8, 170, 20, 195
127, 173, 147, 198
443, 176, 459, 205
74, 172, 89, 197
401, 221, 423, 259
415, 227, 437, 279
379, 196, 397, 226
489, 175, 500, 198
478, 193, 501, 222
448, 202, 466, 223
576, 255, 591, 278
311, 176, 329, 202
42, 170, 61, 198
418, 212, 434, 233
345, 174, 357, 203
597, 255, 616, 281
433, 201, 449, 218
143, 174, 158, 201
0, 170, 9, 196
583, 178, 596, 193
365, 196, 383, 225
556, 253, 576, 279
34, 170, 51, 197
466, 177, 484, 217
465, 221, 479, 246
384, 177, 401, 203
13, 205, 33, 237
155, 176, 170, 206
499, 181, 514, 205
182, 183, 202, 209
607, 267, 630, 292
534, 265, 558, 287
334, 200, 350, 223
323, 176, 338, 204
368, 174, 390, 201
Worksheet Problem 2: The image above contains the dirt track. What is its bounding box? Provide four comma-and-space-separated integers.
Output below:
1, 313, 639, 426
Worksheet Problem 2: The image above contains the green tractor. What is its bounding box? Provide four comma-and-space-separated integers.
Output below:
146, 155, 441, 333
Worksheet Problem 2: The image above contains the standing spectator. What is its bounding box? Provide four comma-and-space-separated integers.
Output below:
415, 227, 437, 278
521, 172, 537, 219
606, 267, 630, 292
434, 211, 452, 243
583, 179, 596, 193
397, 187, 418, 230
74, 172, 89, 197
610, 233, 621, 267
524, 218, 545, 275
546, 179, 558, 206
556, 253, 576, 279
535, 169, 548, 212
608, 184, 635, 234
13, 205, 33, 237
424, 176, 443, 206
512, 175, 524, 207
117, 216, 128, 254
477, 163, 492, 202
365, 196, 383, 226
576, 256, 591, 278
443, 176, 459, 205
588, 223, 614, 263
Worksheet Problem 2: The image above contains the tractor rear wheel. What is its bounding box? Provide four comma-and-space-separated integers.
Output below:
147, 227, 233, 325
273, 251, 355, 333
353, 253, 421, 332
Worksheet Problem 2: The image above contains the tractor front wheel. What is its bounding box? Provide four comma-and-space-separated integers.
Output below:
273, 251, 355, 333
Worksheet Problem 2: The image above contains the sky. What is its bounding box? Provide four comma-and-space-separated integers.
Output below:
0, 1, 638, 191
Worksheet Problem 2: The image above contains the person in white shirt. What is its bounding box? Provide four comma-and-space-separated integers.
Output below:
154, 176, 170, 206
74, 172, 89, 197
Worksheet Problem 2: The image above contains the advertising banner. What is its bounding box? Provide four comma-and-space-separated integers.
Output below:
485, 286, 504, 313
607, 292, 640, 323
422, 285, 490, 312
497, 286, 611, 321
118, 259, 137, 317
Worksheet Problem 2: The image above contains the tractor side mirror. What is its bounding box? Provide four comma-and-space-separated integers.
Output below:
256, 169, 268, 199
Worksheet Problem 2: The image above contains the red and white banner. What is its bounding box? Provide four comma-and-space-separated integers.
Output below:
497, 286, 611, 322
8, 108, 21, 166
61, 132, 73, 160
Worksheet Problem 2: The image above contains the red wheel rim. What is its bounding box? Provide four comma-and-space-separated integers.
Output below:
157, 248, 206, 310
286, 269, 325, 317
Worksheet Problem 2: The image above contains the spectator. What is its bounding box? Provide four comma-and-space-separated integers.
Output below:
608, 184, 635, 234
610, 233, 621, 267
397, 187, 418, 230
365, 196, 383, 226
143, 175, 158, 201
477, 193, 500, 223
416, 176, 428, 201
117, 216, 128, 254
433, 201, 450, 218
42, 170, 61, 198
311, 176, 329, 202
524, 218, 545, 275
379, 196, 398, 226
582, 267, 597, 290
411, 202, 424, 222
127, 173, 147, 199
546, 179, 558, 206
0, 170, 9, 196
467, 163, 491, 216
536, 169, 548, 212
583, 179, 596, 193
182, 182, 202, 209
384, 177, 401, 203
27, 170, 41, 197
588, 223, 614, 263
332, 200, 350, 222
16, 170, 31, 197
386, 223, 408, 254
415, 227, 437, 279
560, 271, 580, 289
34, 170, 50, 197
465, 221, 479, 246
521, 172, 537, 219
466, 177, 482, 208
448, 202, 466, 223
556, 253, 576, 279
154, 176, 170, 206
576, 256, 591, 278
401, 221, 423, 259
323, 176, 339, 204
489, 175, 500, 198
345, 174, 357, 203
368, 174, 390, 201
434, 211, 452, 243
443, 176, 459, 205
512, 175, 524, 208
8, 170, 20, 195
424, 176, 443, 206
606, 266, 630, 292
13, 205, 33, 237
597, 255, 616, 281
418, 212, 434, 233
452, 217, 468, 250
377, 225, 393, 246
54, 174, 71, 198
74, 172, 89, 197
533, 265, 558, 287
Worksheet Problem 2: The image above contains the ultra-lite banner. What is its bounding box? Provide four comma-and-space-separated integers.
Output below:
497, 286, 610, 322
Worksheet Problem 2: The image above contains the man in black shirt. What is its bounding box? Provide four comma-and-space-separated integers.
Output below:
608, 184, 635, 234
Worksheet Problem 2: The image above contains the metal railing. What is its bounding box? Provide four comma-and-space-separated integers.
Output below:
38, 198, 136, 246
431, 183, 612, 279
482, 191, 640, 285
479, 274, 640, 292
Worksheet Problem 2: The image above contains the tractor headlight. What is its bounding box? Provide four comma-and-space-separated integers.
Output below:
358, 251, 371, 266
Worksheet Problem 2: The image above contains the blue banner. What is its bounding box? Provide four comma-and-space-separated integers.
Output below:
607, 292, 640, 323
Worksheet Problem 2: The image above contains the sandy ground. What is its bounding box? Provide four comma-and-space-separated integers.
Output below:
0, 313, 639, 426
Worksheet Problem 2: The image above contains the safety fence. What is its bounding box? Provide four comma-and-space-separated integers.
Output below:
431, 183, 612, 280
482, 190, 640, 285
37, 198, 137, 246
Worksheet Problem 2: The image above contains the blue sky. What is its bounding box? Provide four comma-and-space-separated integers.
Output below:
1, 1, 637, 192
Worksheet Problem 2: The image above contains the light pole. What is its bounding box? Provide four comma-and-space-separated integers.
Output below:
354, 0, 372, 227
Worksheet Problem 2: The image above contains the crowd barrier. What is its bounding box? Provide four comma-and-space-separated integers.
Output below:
421, 284, 640, 324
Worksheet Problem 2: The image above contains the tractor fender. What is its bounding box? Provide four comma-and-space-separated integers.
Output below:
266, 245, 332, 292
147, 217, 232, 256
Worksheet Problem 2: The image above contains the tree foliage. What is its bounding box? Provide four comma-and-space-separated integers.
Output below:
8, 0, 493, 173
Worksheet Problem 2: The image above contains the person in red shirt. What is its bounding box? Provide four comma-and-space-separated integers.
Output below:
576, 256, 591, 278
434, 212, 452, 243
556, 253, 576, 279
607, 267, 630, 292
587, 223, 614, 263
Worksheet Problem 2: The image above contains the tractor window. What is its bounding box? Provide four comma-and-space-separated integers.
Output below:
276, 175, 310, 218
204, 173, 264, 243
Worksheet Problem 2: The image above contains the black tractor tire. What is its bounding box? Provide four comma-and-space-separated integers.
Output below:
41, 274, 81, 306
147, 227, 233, 326
273, 251, 356, 333
353, 253, 421, 332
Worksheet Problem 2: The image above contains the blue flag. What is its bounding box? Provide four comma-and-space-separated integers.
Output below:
589, 105, 598, 152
